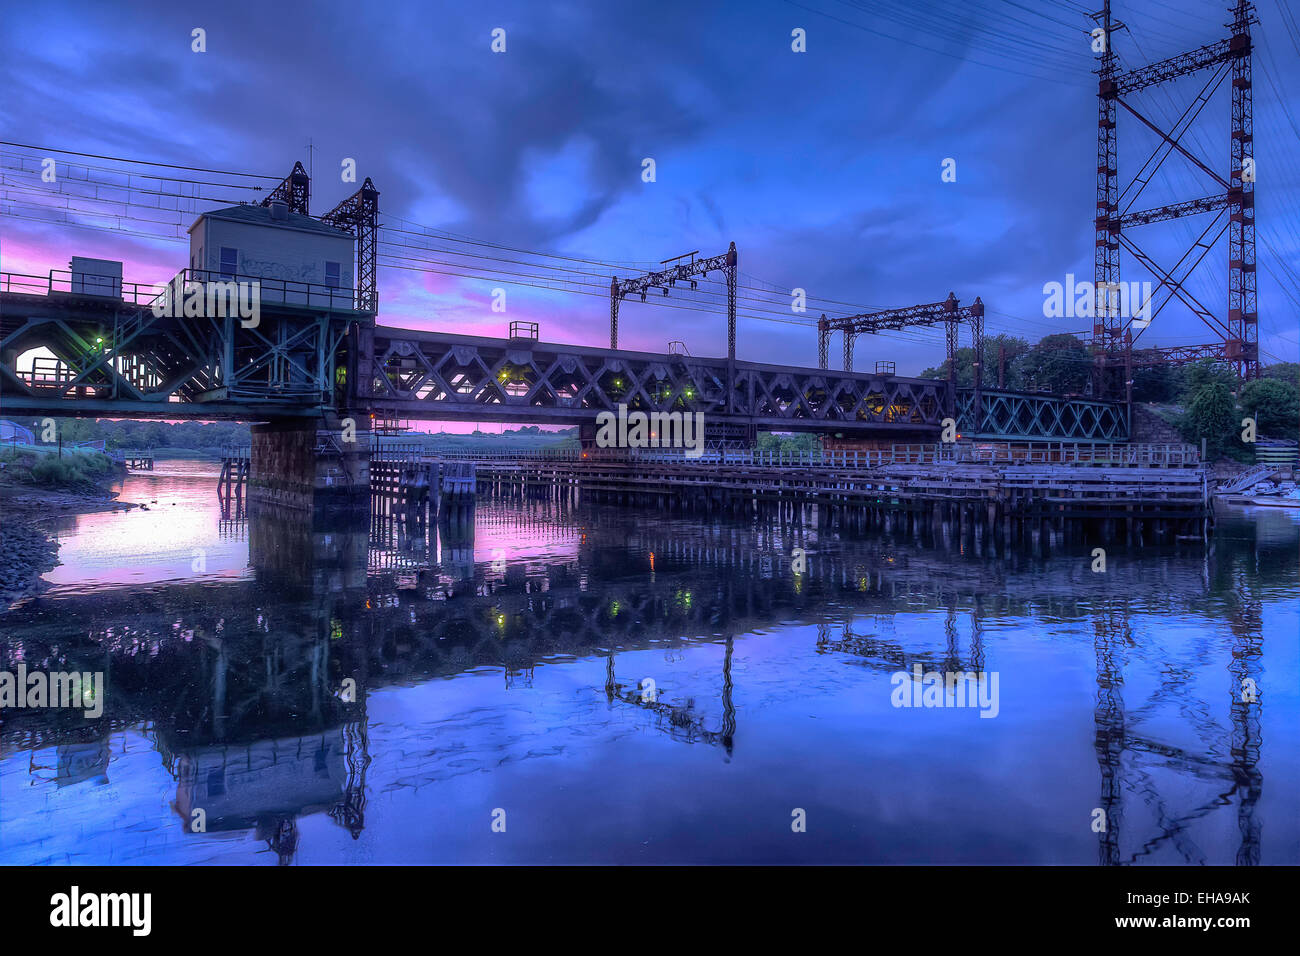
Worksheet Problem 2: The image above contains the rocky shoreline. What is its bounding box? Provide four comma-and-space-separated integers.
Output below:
0, 485, 140, 608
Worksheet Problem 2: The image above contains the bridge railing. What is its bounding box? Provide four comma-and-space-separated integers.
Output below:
0, 272, 50, 296
1, 268, 363, 313
379, 445, 579, 461
0, 270, 162, 306
966, 441, 1200, 466
50, 270, 170, 306
164, 268, 362, 313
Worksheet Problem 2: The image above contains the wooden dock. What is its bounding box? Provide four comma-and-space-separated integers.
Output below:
471, 441, 1211, 544
112, 448, 154, 470
208, 437, 1211, 543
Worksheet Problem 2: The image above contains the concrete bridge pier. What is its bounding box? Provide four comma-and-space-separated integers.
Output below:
249, 414, 371, 514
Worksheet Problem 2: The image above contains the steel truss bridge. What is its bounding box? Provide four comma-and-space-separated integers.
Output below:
1, 269, 1127, 442
0, 268, 361, 420
956, 388, 1127, 442
363, 323, 1128, 441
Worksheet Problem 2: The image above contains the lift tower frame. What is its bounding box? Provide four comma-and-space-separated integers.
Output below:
322, 178, 381, 313
1091, 0, 1259, 398
260, 161, 312, 216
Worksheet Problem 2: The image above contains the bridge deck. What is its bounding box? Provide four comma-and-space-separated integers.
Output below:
362, 324, 948, 435
2, 270, 1127, 441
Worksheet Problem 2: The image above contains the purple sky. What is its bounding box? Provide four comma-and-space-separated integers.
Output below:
2, 0, 1297, 400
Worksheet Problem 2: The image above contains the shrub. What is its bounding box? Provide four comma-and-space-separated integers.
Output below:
1179, 383, 1239, 460
21, 451, 116, 487
1237, 378, 1299, 437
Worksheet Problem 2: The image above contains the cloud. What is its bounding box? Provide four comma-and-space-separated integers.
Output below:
2, 0, 1294, 367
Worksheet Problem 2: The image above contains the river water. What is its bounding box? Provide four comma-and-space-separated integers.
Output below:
1, 459, 1296, 865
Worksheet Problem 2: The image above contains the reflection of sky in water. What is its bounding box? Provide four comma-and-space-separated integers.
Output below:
42, 460, 252, 592
0, 470, 1296, 865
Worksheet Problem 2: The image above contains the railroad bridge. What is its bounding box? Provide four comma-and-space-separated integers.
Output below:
1, 266, 1127, 510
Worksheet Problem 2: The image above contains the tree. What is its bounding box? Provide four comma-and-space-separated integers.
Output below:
1013, 333, 1090, 394
1177, 359, 1236, 403
985, 334, 1032, 390
919, 335, 1030, 389
1237, 378, 1300, 436
920, 346, 976, 386
757, 431, 818, 453
1180, 383, 1237, 459
55, 418, 97, 444
1262, 361, 1300, 389
1131, 350, 1177, 403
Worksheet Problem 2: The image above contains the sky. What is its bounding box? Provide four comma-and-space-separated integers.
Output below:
1, 0, 1297, 410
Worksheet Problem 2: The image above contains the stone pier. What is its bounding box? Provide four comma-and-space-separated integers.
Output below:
249, 414, 370, 513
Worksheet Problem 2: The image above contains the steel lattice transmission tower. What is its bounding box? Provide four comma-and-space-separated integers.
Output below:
322, 178, 381, 313
1227, 0, 1258, 382
260, 161, 312, 216
610, 243, 737, 358
817, 293, 984, 416
1091, 0, 1259, 399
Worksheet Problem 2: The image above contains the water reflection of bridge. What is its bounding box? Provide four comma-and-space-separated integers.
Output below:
0, 499, 1276, 864
605, 639, 737, 755
1093, 574, 1264, 865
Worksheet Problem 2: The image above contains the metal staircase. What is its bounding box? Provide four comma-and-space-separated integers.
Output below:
1216, 463, 1279, 495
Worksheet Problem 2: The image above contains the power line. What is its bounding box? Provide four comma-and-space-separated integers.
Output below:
0, 141, 281, 180
781, 0, 1083, 84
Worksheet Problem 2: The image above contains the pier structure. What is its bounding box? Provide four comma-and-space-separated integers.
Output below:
111, 448, 154, 470
216, 434, 1211, 543
467, 441, 1211, 543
